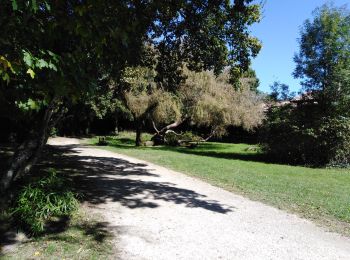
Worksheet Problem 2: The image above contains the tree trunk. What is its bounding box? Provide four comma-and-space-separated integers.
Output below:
135, 120, 142, 147
0, 102, 63, 192
114, 117, 119, 135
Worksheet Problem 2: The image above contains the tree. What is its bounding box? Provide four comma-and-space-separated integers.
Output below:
152, 69, 265, 142
269, 82, 295, 101
0, 0, 262, 190
239, 68, 260, 92
120, 66, 180, 146
262, 4, 350, 166
294, 4, 350, 116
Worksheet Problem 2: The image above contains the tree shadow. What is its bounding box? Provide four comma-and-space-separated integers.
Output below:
104, 137, 305, 166
0, 142, 233, 254
155, 146, 268, 162
40, 145, 233, 214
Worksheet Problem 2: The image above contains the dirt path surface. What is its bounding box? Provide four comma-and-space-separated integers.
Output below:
48, 137, 350, 260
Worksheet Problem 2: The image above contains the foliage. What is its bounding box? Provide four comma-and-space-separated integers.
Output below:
179, 69, 265, 137
294, 4, 350, 117
262, 103, 350, 166
164, 131, 202, 146
263, 4, 350, 166
320, 117, 350, 167
269, 81, 295, 101
119, 65, 265, 144
181, 131, 202, 143
0, 0, 262, 131
239, 67, 260, 92
1, 0, 263, 185
121, 66, 182, 123
12, 169, 79, 235
164, 131, 181, 146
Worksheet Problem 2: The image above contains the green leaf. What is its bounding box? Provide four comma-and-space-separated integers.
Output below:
23, 51, 33, 67
45, 2, 51, 11
2, 73, 10, 84
32, 0, 38, 12
36, 59, 48, 69
27, 68, 35, 79
48, 62, 57, 71
12, 0, 18, 10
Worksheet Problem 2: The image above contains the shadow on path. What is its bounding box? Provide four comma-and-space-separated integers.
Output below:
0, 143, 233, 254
40, 144, 233, 214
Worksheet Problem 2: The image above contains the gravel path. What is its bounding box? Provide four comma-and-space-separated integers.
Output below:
48, 137, 350, 260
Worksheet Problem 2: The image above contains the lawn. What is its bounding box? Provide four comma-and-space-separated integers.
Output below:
89, 132, 350, 235
1, 208, 114, 260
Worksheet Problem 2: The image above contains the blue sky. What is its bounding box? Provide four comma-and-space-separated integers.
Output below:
251, 0, 349, 93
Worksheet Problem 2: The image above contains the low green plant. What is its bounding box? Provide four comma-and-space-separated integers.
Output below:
164, 131, 180, 146
164, 131, 202, 146
181, 131, 202, 142
12, 169, 79, 235
49, 127, 58, 137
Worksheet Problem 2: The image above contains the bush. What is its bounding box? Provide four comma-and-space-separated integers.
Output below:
164, 131, 180, 146
320, 118, 350, 167
164, 131, 202, 146
262, 104, 350, 166
49, 127, 58, 137
181, 131, 202, 143
12, 169, 79, 235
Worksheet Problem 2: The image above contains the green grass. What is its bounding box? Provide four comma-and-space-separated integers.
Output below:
2, 208, 114, 259
89, 132, 350, 235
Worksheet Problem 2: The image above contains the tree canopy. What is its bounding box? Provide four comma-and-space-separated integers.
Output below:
294, 3, 350, 116
0, 0, 263, 190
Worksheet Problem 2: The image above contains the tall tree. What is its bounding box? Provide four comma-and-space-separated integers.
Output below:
294, 4, 350, 116
0, 0, 262, 190
263, 4, 350, 166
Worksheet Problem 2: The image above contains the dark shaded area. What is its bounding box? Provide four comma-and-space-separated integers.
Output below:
42, 217, 112, 244
153, 146, 267, 163
38, 144, 232, 213
1, 142, 233, 254
0, 144, 14, 180
104, 135, 312, 166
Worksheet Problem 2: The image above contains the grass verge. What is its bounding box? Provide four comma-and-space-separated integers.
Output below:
1, 207, 114, 259
88, 132, 350, 236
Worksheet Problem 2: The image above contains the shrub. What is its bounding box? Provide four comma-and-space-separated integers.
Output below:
262, 104, 350, 166
49, 127, 58, 137
181, 131, 202, 143
164, 131, 180, 146
164, 131, 202, 146
12, 169, 79, 235
320, 118, 350, 167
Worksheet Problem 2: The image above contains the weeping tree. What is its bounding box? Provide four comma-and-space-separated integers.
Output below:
152, 69, 265, 143
0, 0, 262, 191
120, 66, 181, 146
117, 66, 264, 146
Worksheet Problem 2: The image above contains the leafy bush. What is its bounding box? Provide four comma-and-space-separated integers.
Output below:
164, 131, 180, 146
181, 131, 202, 143
262, 104, 350, 166
320, 118, 350, 167
49, 127, 58, 137
163, 131, 203, 147
12, 169, 79, 235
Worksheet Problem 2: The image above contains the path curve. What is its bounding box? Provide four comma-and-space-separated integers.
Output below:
48, 137, 350, 260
